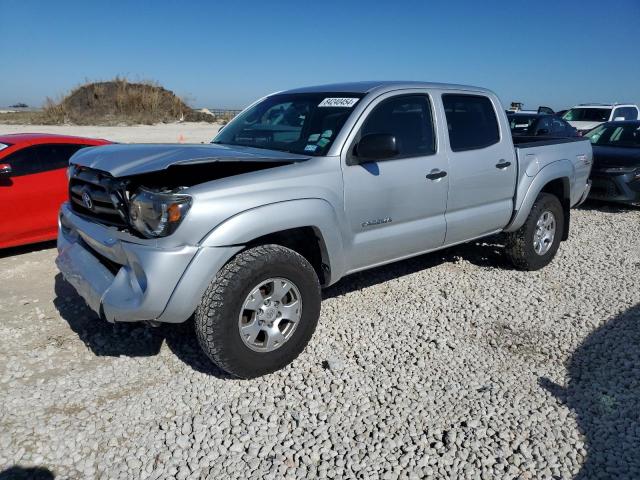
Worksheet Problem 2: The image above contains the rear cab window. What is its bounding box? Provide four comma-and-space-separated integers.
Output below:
442, 94, 500, 151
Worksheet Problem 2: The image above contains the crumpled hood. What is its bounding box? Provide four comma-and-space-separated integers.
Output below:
70, 143, 310, 177
592, 145, 640, 170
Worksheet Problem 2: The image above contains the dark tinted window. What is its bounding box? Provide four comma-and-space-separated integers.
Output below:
443, 94, 500, 151
563, 108, 611, 122
551, 117, 571, 134
534, 117, 552, 134
5, 144, 87, 176
357, 94, 435, 158
613, 107, 638, 121
508, 114, 537, 134
586, 123, 640, 147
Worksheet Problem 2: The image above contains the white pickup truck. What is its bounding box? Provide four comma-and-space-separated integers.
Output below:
57, 81, 593, 377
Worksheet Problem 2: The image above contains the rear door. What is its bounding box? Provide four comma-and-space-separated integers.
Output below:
441, 93, 517, 244
341, 91, 449, 271
0, 143, 85, 247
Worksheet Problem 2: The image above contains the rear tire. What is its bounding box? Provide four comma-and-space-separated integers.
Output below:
505, 193, 564, 271
194, 244, 321, 378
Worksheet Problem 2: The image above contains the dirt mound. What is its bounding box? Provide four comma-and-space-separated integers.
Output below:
41, 79, 214, 125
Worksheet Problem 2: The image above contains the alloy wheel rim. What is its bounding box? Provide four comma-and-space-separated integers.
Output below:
238, 277, 302, 352
533, 210, 556, 256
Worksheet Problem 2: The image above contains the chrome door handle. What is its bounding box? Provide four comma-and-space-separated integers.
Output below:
426, 170, 447, 180
495, 160, 511, 169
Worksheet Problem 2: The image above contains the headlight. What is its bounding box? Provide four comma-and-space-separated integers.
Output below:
129, 187, 192, 238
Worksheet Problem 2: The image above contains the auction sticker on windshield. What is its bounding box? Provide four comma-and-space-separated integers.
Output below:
318, 98, 359, 108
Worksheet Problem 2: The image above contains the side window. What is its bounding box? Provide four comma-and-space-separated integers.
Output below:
551, 117, 568, 133
34, 144, 86, 170
4, 144, 86, 176
3, 146, 36, 176
442, 94, 500, 151
535, 117, 552, 134
612, 107, 638, 121
357, 94, 435, 158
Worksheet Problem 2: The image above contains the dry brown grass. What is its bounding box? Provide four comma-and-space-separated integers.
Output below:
2, 77, 215, 126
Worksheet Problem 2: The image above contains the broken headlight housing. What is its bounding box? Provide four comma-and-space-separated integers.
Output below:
128, 187, 192, 238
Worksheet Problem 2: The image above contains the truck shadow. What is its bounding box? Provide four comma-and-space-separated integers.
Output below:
0, 240, 56, 260
0, 466, 54, 479
324, 235, 509, 299
539, 303, 640, 479
52, 238, 506, 377
578, 199, 639, 213
53, 274, 231, 379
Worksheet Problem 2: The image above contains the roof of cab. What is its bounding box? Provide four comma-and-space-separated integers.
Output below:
279, 81, 493, 95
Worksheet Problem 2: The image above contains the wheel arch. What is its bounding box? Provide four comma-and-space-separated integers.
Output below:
505, 161, 573, 238
200, 199, 346, 286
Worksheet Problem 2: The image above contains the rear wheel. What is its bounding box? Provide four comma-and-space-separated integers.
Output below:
194, 244, 321, 378
505, 193, 564, 271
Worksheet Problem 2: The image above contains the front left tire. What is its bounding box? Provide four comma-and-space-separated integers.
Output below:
194, 244, 321, 378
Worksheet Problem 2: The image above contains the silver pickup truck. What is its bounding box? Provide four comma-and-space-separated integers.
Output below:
56, 81, 592, 377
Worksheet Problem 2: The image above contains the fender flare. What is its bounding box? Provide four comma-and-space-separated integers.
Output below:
504, 160, 573, 233
200, 198, 346, 284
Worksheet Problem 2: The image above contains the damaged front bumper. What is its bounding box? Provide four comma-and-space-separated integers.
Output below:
56, 202, 240, 323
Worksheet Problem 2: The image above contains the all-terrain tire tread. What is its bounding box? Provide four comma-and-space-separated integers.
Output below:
194, 244, 320, 378
504, 192, 564, 271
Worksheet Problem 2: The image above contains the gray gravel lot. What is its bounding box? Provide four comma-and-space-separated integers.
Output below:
0, 203, 638, 479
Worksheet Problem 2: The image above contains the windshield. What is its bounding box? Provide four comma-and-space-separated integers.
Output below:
585, 124, 640, 147
563, 108, 611, 122
213, 93, 363, 155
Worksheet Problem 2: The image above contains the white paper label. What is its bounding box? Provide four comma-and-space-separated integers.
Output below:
318, 98, 359, 108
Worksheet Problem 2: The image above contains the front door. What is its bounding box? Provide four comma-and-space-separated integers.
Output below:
342, 93, 449, 272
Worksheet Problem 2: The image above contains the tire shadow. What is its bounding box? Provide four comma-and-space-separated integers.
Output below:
540, 303, 640, 479
53, 274, 231, 379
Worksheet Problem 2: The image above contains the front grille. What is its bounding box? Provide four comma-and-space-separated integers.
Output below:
69, 168, 129, 227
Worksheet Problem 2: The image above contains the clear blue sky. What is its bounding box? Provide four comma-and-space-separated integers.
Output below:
1, 0, 638, 110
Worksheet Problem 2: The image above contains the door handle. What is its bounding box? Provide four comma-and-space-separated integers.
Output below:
426, 170, 447, 180
495, 160, 511, 169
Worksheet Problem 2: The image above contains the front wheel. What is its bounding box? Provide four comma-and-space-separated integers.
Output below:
194, 244, 321, 378
504, 192, 564, 271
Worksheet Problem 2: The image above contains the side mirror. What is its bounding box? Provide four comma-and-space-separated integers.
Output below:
613, 116, 625, 122
536, 128, 550, 136
355, 134, 398, 161
0, 164, 12, 177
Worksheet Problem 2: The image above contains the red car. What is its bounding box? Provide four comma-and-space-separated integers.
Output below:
0, 133, 111, 249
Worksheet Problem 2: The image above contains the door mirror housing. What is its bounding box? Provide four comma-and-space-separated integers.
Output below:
0, 163, 12, 177
613, 116, 626, 122
355, 134, 398, 162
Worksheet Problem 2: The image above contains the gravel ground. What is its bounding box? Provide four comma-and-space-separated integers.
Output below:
0, 203, 638, 480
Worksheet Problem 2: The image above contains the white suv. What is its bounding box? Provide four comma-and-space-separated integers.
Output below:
562, 103, 639, 134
